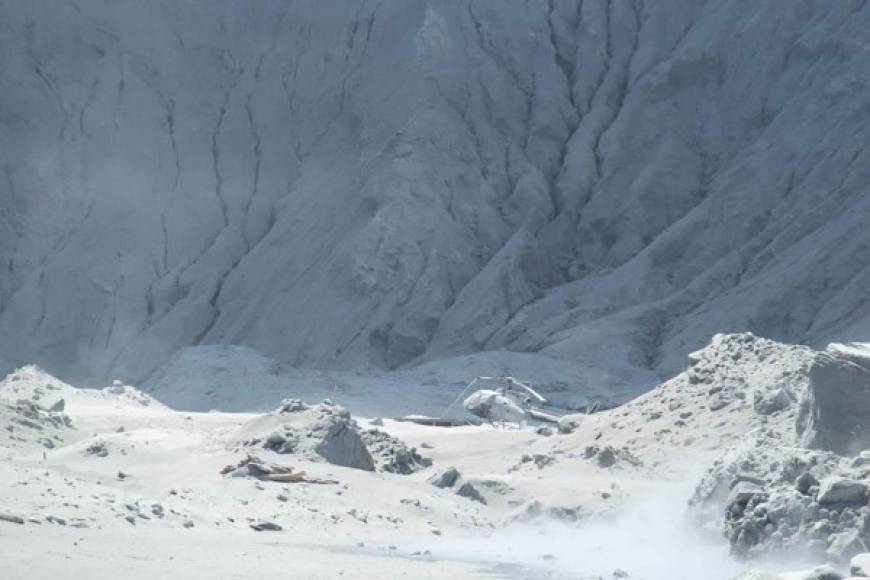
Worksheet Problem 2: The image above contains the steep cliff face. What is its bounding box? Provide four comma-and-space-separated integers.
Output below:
1, 0, 869, 390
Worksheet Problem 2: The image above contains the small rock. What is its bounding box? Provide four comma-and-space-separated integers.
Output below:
709, 394, 730, 411
596, 447, 617, 468
456, 482, 487, 505
0, 512, 24, 525
532, 453, 554, 469
729, 481, 765, 507
557, 415, 581, 434
753, 388, 791, 415
796, 472, 820, 495
429, 467, 461, 489
250, 520, 283, 532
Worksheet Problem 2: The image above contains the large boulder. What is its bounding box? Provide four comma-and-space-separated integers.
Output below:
817, 478, 869, 505
798, 343, 870, 456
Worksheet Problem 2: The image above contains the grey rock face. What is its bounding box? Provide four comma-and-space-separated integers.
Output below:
2, 1, 870, 397
313, 417, 375, 472
799, 344, 870, 456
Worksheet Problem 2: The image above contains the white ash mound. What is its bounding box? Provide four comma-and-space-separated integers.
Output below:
0, 366, 77, 451
232, 399, 429, 474
1, 397, 73, 451
1, 366, 163, 411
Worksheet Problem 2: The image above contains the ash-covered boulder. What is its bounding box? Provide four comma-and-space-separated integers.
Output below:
233, 400, 375, 471
817, 478, 869, 506
798, 343, 870, 456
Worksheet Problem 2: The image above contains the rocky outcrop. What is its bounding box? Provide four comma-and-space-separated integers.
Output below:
234, 399, 428, 474
798, 344, 870, 456
234, 400, 375, 471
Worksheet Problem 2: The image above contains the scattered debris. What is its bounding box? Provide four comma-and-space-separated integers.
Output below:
85, 441, 109, 457
221, 455, 337, 484
360, 429, 431, 474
